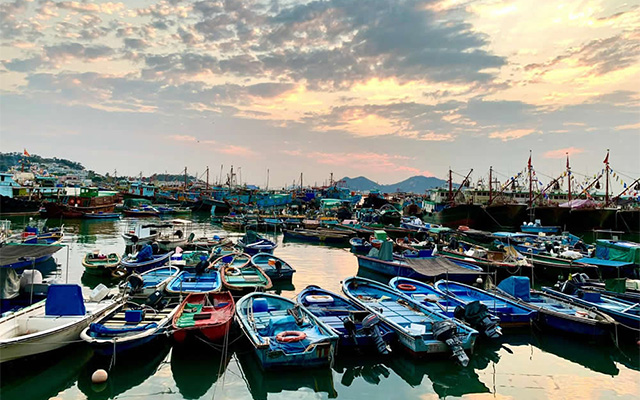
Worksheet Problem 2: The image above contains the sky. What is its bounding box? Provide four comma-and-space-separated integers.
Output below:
0, 0, 638, 190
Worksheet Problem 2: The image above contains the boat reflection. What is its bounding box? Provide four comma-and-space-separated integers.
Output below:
80, 270, 121, 289
236, 343, 338, 400
333, 356, 392, 387
269, 280, 295, 295
77, 339, 172, 399
170, 339, 232, 399
0, 344, 92, 400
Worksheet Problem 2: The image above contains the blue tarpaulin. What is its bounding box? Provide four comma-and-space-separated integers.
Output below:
497, 276, 531, 301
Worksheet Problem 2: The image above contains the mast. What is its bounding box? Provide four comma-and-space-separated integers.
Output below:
489, 166, 493, 205
330, 172, 333, 187
183, 167, 188, 192
300, 172, 303, 190
566, 153, 571, 202
266, 169, 269, 190
528, 150, 533, 208
218, 164, 223, 186
206, 166, 209, 191
448, 168, 453, 205
604, 149, 610, 206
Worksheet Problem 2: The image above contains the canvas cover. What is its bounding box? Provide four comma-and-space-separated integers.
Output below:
595, 240, 640, 264
497, 276, 531, 301
45, 284, 86, 316
0, 268, 20, 299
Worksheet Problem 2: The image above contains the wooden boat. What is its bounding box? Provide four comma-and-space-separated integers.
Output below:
156, 219, 192, 251
82, 251, 121, 275
342, 276, 478, 366
282, 228, 351, 244
120, 246, 173, 274
296, 285, 394, 353
237, 231, 277, 255
542, 287, 639, 335
389, 277, 502, 338
495, 276, 616, 338
122, 207, 159, 217
0, 284, 121, 363
212, 253, 272, 294
165, 268, 222, 295
40, 187, 117, 218
235, 292, 338, 369
80, 301, 180, 354
520, 222, 561, 234
171, 250, 211, 269
438, 246, 533, 274
172, 292, 235, 343
182, 235, 232, 251
123, 265, 180, 299
250, 253, 296, 281
431, 280, 535, 328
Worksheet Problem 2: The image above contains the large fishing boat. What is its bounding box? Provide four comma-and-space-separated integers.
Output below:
40, 187, 118, 218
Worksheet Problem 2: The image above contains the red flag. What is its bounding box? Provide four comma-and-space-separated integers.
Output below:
23, 148, 30, 157
566, 153, 570, 169
603, 151, 609, 164
527, 154, 532, 168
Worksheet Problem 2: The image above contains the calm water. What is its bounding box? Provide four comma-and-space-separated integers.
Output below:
1, 214, 639, 400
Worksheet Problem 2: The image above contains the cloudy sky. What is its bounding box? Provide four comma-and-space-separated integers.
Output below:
1, 0, 638, 189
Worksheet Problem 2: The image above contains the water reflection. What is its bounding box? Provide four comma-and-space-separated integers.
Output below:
0, 344, 92, 400
77, 339, 172, 399
170, 339, 231, 399
334, 356, 392, 387
236, 343, 338, 400
81, 270, 122, 289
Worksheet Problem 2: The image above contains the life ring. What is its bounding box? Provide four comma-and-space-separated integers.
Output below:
225, 267, 241, 276
397, 283, 417, 291
111, 267, 127, 279
276, 330, 307, 343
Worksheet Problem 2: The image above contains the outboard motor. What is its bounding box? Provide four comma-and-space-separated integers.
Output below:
432, 320, 469, 367
454, 301, 502, 339
360, 313, 390, 355
194, 258, 208, 275
126, 273, 144, 295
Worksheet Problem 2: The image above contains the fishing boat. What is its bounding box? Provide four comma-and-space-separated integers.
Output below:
237, 231, 277, 255
212, 253, 272, 294
389, 277, 502, 338
156, 219, 193, 251
165, 266, 222, 295
122, 224, 159, 246
342, 276, 478, 366
80, 300, 180, 354
437, 245, 532, 276
520, 220, 561, 234
282, 228, 351, 244
123, 265, 180, 299
235, 292, 338, 369
82, 212, 121, 219
81, 250, 121, 275
122, 206, 160, 217
542, 286, 640, 335
182, 235, 232, 251
296, 285, 394, 353
0, 284, 121, 363
495, 276, 616, 338
250, 253, 296, 281
431, 280, 535, 328
349, 237, 372, 254
172, 292, 235, 343
120, 245, 173, 274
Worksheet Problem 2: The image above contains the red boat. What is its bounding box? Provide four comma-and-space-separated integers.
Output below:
172, 292, 235, 343
40, 187, 118, 218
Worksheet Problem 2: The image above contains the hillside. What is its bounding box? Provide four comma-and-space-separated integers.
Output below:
340, 175, 451, 193
0, 152, 84, 172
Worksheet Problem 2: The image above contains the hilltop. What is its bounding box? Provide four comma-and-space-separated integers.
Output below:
340, 175, 451, 193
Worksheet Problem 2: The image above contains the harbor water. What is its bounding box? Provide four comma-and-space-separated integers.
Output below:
1, 214, 638, 400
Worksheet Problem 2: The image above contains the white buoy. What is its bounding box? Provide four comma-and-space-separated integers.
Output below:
476, 277, 483, 285
91, 369, 108, 383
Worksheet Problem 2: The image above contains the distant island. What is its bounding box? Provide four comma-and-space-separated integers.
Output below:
339, 176, 451, 193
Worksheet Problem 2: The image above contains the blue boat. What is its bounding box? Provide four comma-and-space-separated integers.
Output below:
165, 267, 222, 295
296, 285, 395, 353
349, 237, 372, 254
80, 301, 180, 355
495, 276, 616, 338
342, 276, 478, 366
542, 287, 640, 335
250, 253, 296, 281
124, 265, 180, 299
120, 245, 173, 274
82, 212, 121, 219
237, 231, 277, 255
235, 292, 338, 369
355, 241, 483, 284
389, 277, 502, 338
433, 280, 536, 328
520, 223, 561, 234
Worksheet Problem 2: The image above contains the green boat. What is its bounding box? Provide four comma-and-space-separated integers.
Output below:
82, 251, 121, 275
212, 253, 272, 295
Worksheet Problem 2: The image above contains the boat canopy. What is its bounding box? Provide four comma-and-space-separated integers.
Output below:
595, 240, 640, 265
497, 276, 531, 301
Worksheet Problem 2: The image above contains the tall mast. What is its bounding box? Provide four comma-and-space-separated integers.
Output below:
604, 149, 610, 206
448, 168, 453, 205
184, 167, 187, 192
330, 172, 333, 187
206, 166, 209, 191
218, 164, 223, 186
489, 166, 493, 205
266, 168, 269, 190
566, 153, 571, 202
300, 172, 303, 190
528, 150, 533, 208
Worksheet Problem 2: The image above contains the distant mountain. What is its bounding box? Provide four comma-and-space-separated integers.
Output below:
340, 175, 451, 193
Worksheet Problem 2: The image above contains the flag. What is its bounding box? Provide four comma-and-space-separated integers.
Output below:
23, 148, 30, 157
566, 154, 570, 169
603, 151, 609, 164
528, 154, 532, 168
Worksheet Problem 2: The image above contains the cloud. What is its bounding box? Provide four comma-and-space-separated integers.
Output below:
216, 145, 257, 157
56, 1, 124, 15
615, 122, 640, 131
489, 128, 537, 141
543, 147, 585, 159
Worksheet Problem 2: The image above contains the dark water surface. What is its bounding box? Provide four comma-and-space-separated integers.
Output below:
1, 214, 638, 400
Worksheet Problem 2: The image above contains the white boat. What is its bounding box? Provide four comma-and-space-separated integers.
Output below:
122, 224, 160, 246
0, 284, 121, 363
156, 219, 193, 251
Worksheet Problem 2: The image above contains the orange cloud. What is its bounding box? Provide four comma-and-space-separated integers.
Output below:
614, 122, 640, 131
543, 147, 585, 159
216, 145, 257, 157
489, 128, 537, 141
